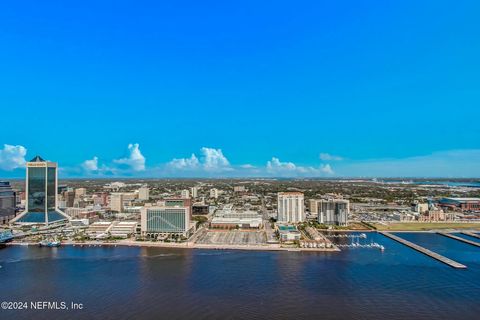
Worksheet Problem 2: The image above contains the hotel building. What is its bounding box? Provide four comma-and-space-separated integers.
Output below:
141, 205, 191, 238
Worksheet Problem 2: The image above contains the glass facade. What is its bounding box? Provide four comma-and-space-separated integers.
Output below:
28, 167, 46, 212
0, 181, 16, 223
16, 161, 67, 225
146, 208, 186, 233
47, 167, 56, 211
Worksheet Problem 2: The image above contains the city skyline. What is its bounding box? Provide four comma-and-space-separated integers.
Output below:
1, 1, 479, 177
0, 146, 479, 178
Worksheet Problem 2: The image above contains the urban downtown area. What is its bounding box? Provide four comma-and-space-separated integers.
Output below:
2, 156, 480, 262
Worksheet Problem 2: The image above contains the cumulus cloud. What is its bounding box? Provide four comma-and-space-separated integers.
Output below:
0, 144, 27, 171
319, 153, 343, 161
167, 154, 200, 170
266, 157, 334, 177
82, 156, 99, 171
113, 143, 146, 171
166, 147, 232, 172
201, 147, 231, 171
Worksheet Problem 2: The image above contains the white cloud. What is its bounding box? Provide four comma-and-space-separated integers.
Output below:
201, 147, 231, 171
240, 164, 256, 169
266, 157, 334, 177
0, 144, 27, 171
82, 156, 99, 171
319, 153, 343, 161
320, 164, 334, 175
113, 143, 146, 171
166, 147, 232, 173
167, 154, 200, 170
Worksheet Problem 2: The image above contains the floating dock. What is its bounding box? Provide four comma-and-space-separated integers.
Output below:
437, 232, 480, 247
379, 232, 467, 269
461, 232, 480, 240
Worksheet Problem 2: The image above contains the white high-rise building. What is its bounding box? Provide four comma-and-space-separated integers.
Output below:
181, 189, 190, 199
277, 192, 305, 223
138, 187, 150, 201
210, 188, 219, 199
190, 187, 198, 198
318, 199, 349, 226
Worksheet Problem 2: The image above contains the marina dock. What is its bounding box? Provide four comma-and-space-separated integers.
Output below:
438, 232, 480, 247
379, 232, 467, 269
461, 232, 480, 240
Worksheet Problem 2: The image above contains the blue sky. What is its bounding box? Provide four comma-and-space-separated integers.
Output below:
1, 1, 479, 178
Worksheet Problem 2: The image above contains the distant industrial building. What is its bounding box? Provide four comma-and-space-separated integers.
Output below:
11, 156, 70, 225
438, 198, 480, 212
0, 181, 16, 225
141, 205, 192, 238
318, 199, 349, 226
277, 192, 305, 223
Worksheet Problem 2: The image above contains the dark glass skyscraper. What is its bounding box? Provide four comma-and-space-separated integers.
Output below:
0, 181, 16, 225
12, 156, 70, 225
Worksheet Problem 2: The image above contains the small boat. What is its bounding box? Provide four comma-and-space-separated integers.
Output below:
38, 238, 61, 247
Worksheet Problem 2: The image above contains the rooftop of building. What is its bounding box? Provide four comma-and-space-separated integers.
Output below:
278, 192, 304, 196
30, 155, 45, 162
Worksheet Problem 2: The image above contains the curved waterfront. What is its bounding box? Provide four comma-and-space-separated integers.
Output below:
1, 232, 479, 320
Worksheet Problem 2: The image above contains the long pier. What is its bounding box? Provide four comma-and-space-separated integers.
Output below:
437, 232, 480, 247
379, 232, 467, 269
461, 232, 480, 240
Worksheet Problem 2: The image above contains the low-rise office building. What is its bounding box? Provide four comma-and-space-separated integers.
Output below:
210, 209, 263, 229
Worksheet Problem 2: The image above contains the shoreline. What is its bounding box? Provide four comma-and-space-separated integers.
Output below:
5, 240, 340, 252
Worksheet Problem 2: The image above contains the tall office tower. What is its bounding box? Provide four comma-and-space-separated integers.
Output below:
181, 189, 190, 199
277, 192, 305, 223
12, 156, 70, 225
140, 205, 191, 237
0, 181, 16, 225
190, 187, 198, 199
318, 199, 349, 226
110, 193, 124, 212
210, 188, 219, 199
138, 186, 150, 201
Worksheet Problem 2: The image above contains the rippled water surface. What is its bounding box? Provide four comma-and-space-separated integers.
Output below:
1, 232, 480, 320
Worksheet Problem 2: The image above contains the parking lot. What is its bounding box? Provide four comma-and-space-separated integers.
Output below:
195, 230, 267, 246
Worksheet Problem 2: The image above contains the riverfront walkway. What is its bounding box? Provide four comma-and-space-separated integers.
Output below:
438, 232, 480, 247
379, 232, 467, 269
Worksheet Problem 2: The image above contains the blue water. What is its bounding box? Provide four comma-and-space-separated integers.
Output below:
1, 232, 480, 320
